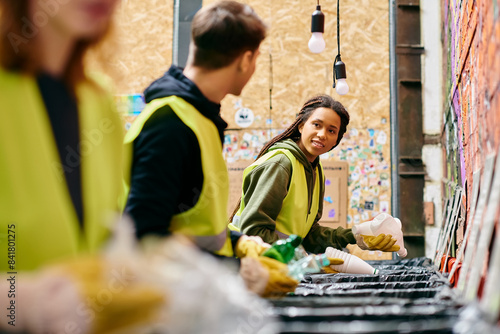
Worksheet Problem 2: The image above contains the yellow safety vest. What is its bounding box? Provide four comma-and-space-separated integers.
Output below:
124, 96, 233, 257
0, 69, 125, 271
230, 149, 322, 239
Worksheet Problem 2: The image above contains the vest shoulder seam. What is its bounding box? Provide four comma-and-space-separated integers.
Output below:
251, 154, 293, 177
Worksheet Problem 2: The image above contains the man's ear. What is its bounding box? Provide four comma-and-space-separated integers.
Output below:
238, 50, 254, 72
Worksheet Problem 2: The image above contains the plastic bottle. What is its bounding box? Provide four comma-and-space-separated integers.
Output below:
325, 247, 378, 275
262, 235, 303, 264
351, 213, 408, 257
292, 244, 309, 262
288, 253, 330, 281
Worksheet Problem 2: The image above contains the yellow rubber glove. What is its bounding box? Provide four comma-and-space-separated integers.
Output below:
327, 257, 345, 266
50, 255, 166, 334
235, 235, 271, 258
322, 266, 340, 274
256, 256, 299, 297
356, 233, 400, 252
321, 257, 344, 274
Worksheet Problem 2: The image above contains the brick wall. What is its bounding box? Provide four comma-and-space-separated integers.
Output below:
441, 0, 500, 249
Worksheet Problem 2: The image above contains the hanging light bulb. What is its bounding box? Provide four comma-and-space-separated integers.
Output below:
332, 0, 349, 95
308, 5, 325, 53
336, 78, 349, 95
309, 32, 325, 53
333, 56, 349, 95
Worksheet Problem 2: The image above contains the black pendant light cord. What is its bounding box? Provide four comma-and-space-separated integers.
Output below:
337, 0, 340, 57
269, 51, 273, 139
333, 0, 341, 88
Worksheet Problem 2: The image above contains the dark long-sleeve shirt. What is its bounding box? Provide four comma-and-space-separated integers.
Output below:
37, 72, 83, 226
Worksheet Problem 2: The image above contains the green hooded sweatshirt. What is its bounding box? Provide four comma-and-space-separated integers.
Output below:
234, 138, 355, 254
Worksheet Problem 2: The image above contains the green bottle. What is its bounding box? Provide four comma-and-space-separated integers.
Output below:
262, 235, 303, 263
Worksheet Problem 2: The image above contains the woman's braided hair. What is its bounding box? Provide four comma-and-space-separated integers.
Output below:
229, 94, 350, 223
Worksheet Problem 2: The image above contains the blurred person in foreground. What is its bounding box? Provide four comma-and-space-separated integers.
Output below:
0, 1, 166, 332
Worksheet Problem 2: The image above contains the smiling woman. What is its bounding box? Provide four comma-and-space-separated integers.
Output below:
228, 95, 355, 252
297, 106, 342, 162
228, 94, 401, 255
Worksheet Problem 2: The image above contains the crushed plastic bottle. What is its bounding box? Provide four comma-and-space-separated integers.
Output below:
288, 253, 330, 281
293, 244, 309, 262
352, 213, 408, 258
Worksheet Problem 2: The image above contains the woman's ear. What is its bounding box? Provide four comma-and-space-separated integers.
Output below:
298, 123, 304, 134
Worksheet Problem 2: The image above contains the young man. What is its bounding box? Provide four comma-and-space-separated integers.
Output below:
124, 0, 299, 296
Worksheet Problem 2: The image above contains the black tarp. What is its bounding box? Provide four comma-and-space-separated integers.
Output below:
269, 257, 467, 334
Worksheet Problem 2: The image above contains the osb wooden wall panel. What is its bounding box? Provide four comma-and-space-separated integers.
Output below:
87, 0, 174, 94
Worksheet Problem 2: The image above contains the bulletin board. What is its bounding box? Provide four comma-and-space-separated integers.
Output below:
319, 161, 348, 230
227, 160, 253, 217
